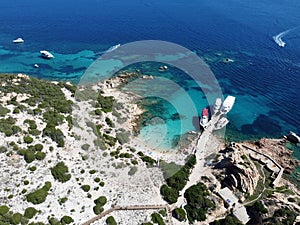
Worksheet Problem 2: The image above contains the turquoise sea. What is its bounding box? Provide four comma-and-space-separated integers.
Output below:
0, 0, 300, 176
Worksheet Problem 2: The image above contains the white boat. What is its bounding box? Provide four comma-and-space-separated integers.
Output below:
220, 96, 235, 114
214, 117, 229, 130
213, 98, 222, 114
40, 50, 54, 59
200, 108, 209, 129
13, 38, 24, 43
34, 64, 39, 68
105, 44, 121, 53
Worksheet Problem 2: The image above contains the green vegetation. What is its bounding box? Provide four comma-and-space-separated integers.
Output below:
116, 130, 130, 144
151, 212, 165, 225
0, 206, 9, 216
160, 155, 196, 204
106, 216, 117, 225
265, 207, 297, 225
43, 125, 65, 147
128, 166, 138, 176
172, 208, 186, 221
93, 196, 107, 215
211, 215, 243, 225
0, 105, 10, 116
0, 117, 21, 136
97, 95, 114, 113
26, 182, 51, 204
10, 213, 22, 225
59, 197, 68, 205
24, 149, 36, 163
81, 144, 90, 151
51, 162, 71, 183
35, 151, 46, 160
24, 119, 37, 130
105, 117, 114, 128
60, 215, 74, 224
184, 182, 215, 223
24, 207, 38, 219
81, 185, 91, 192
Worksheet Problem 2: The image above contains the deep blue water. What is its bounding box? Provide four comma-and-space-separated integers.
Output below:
0, 0, 300, 154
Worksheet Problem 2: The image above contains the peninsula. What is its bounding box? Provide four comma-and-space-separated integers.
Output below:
0, 73, 299, 225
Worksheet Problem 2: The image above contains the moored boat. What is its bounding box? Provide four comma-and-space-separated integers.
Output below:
200, 108, 209, 129
220, 96, 235, 114
213, 98, 222, 114
214, 117, 229, 130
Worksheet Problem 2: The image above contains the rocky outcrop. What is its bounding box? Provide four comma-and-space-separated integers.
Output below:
214, 145, 260, 196
250, 138, 299, 175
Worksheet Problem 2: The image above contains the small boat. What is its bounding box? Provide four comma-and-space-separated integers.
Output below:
13, 38, 24, 43
200, 108, 209, 129
34, 64, 39, 68
213, 98, 222, 114
158, 65, 168, 72
105, 44, 121, 53
214, 117, 229, 130
40, 50, 54, 59
220, 95, 235, 114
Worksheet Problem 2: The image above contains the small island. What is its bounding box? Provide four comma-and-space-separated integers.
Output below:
0, 73, 299, 225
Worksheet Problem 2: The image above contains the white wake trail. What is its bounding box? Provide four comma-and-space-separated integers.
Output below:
273, 29, 293, 47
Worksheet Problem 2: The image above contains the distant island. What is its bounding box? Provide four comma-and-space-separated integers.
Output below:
0, 73, 299, 225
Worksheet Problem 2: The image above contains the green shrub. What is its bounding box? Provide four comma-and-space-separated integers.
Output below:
94, 196, 107, 207
24, 150, 36, 163
93, 205, 104, 215
50, 162, 71, 183
35, 152, 46, 160
0, 105, 10, 116
106, 216, 117, 225
116, 131, 130, 145
97, 95, 114, 113
151, 212, 165, 225
0, 205, 9, 215
105, 117, 114, 128
128, 166, 138, 176
24, 136, 34, 144
172, 208, 186, 221
24, 207, 38, 219
94, 109, 102, 116
81, 185, 91, 192
60, 215, 74, 224
94, 178, 100, 183
10, 213, 22, 225
59, 197, 68, 205
34, 144, 44, 151
26, 182, 51, 204
29, 166, 37, 171
24, 180, 30, 185
43, 125, 65, 147
81, 144, 90, 151
160, 185, 178, 204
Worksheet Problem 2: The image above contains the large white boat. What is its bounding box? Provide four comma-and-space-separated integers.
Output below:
214, 117, 229, 130
220, 96, 235, 114
13, 38, 24, 43
40, 50, 54, 59
213, 98, 222, 114
200, 108, 209, 129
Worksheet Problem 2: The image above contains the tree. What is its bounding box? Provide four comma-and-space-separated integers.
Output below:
26, 182, 51, 204
106, 216, 117, 225
172, 208, 186, 221
24, 207, 38, 219
160, 184, 178, 204
60, 216, 74, 224
51, 162, 71, 183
